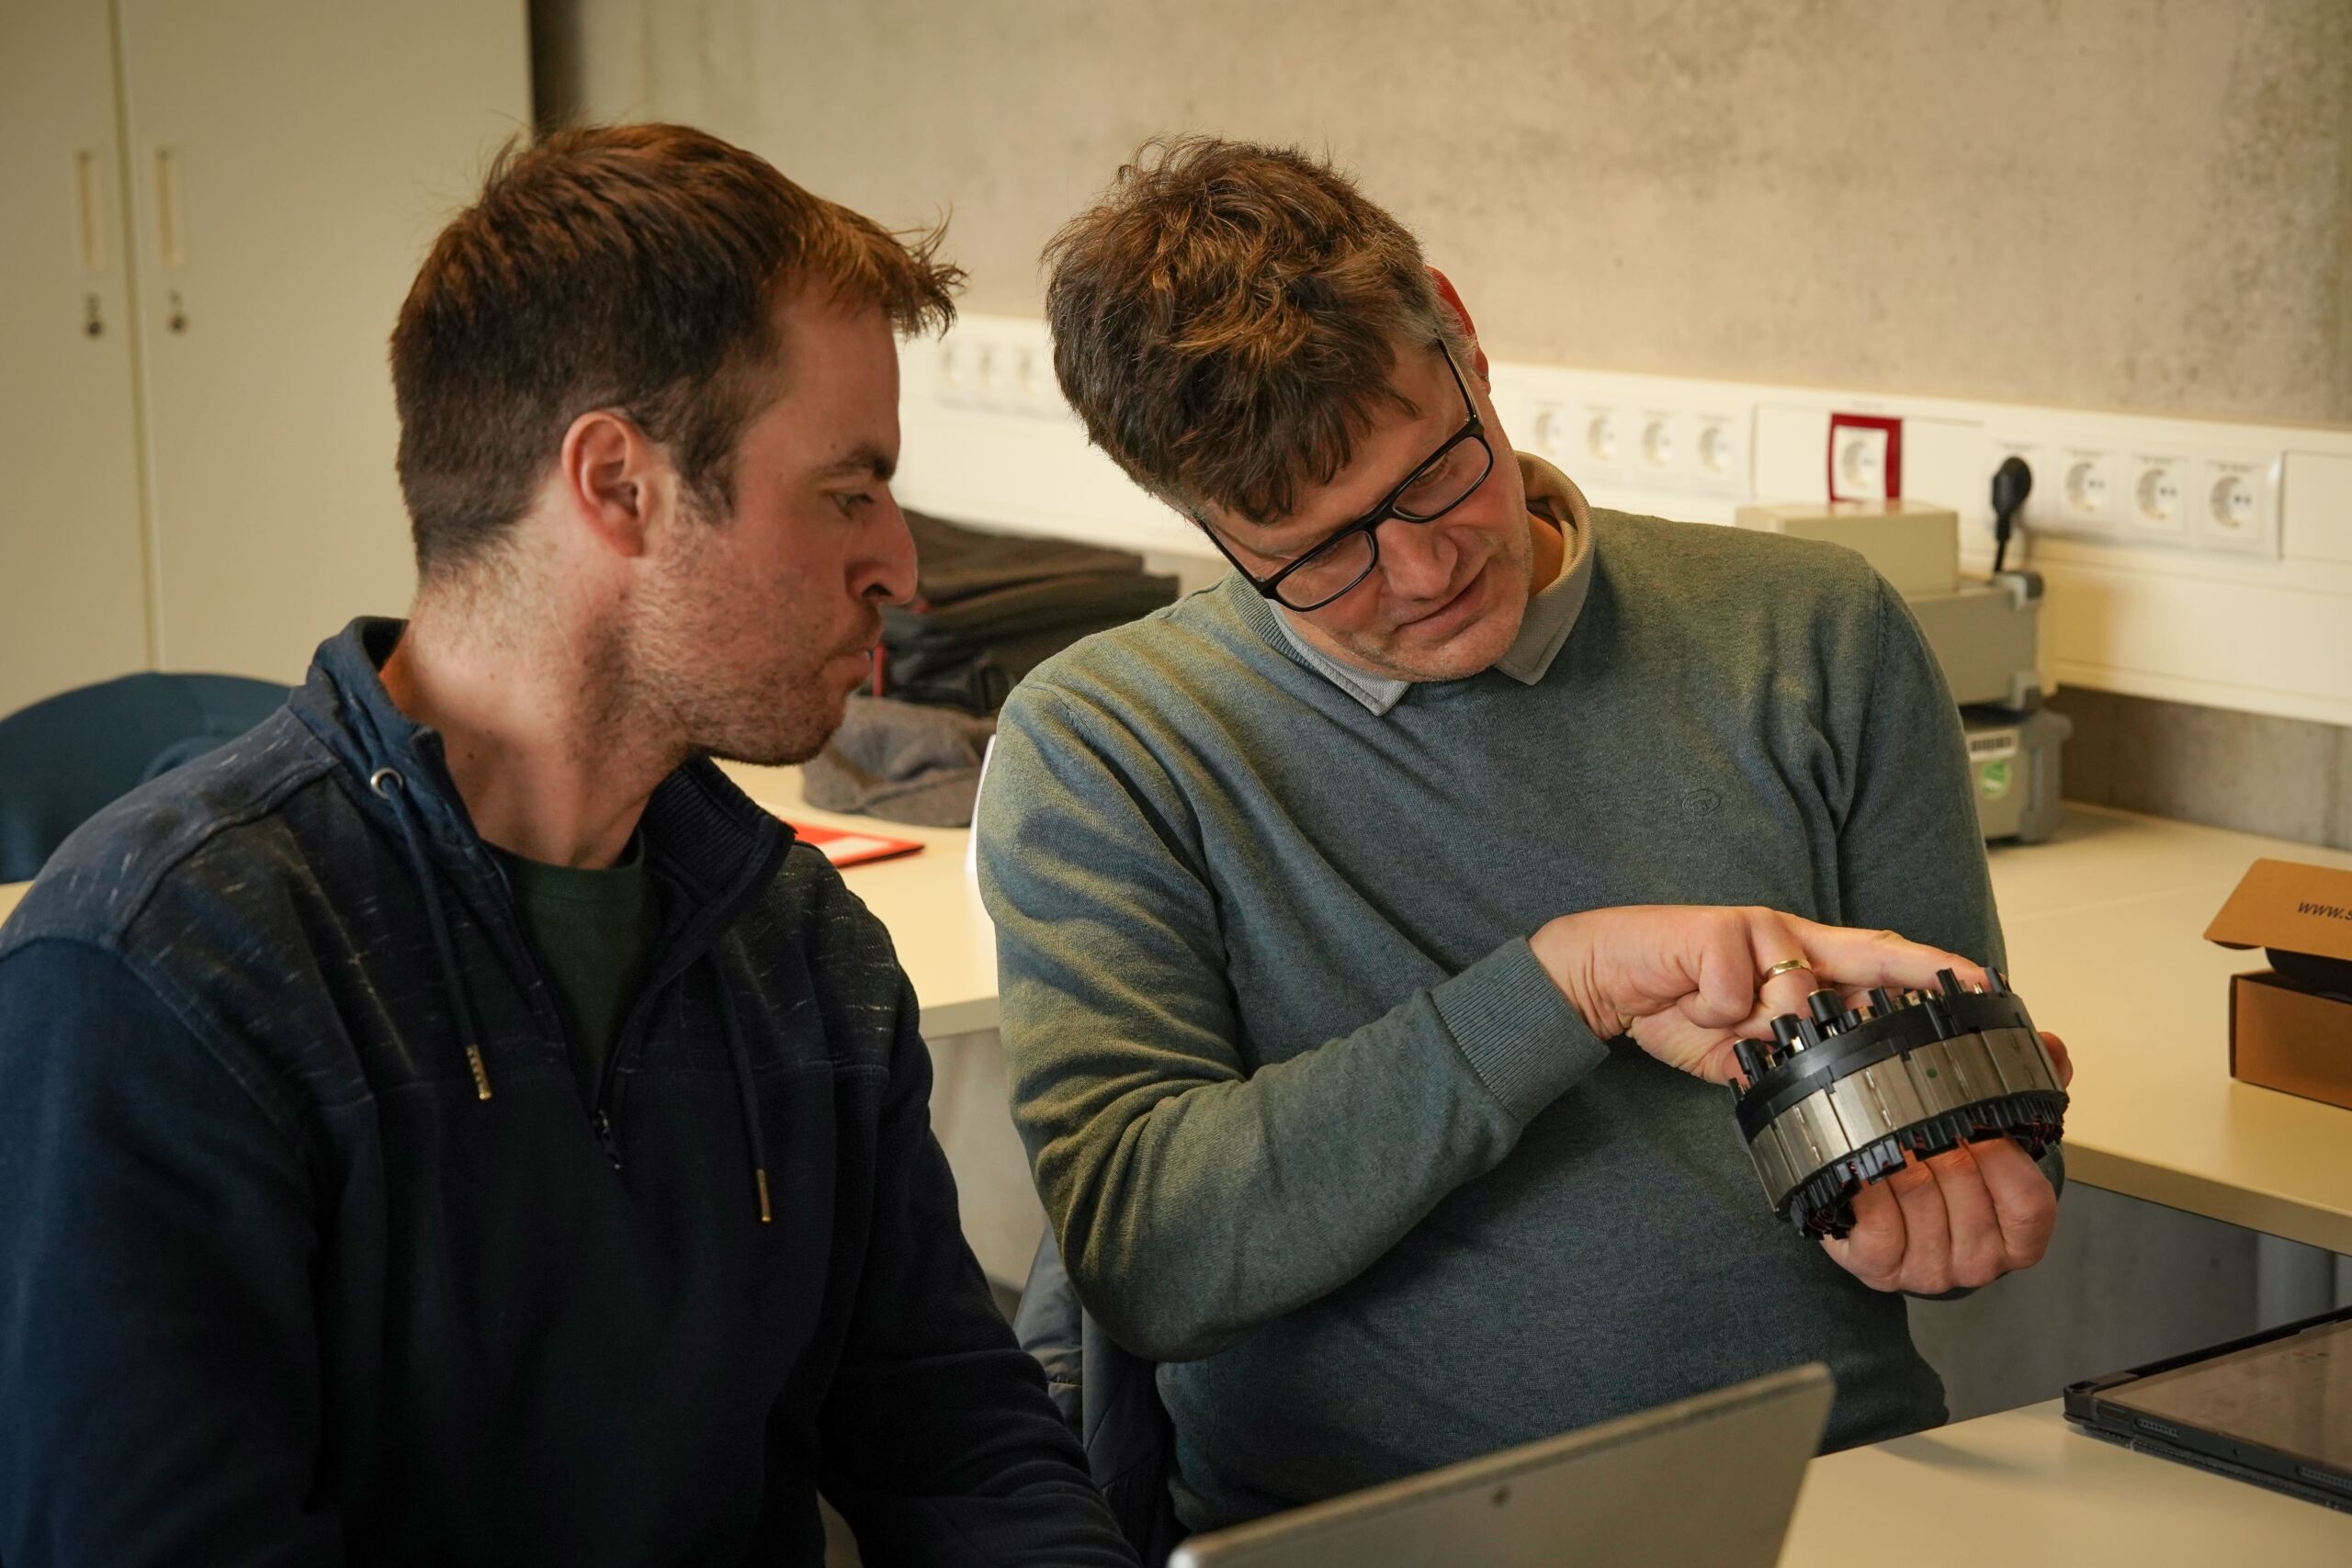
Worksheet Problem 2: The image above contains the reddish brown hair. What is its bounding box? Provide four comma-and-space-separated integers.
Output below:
1043, 136, 1464, 525
390, 123, 960, 580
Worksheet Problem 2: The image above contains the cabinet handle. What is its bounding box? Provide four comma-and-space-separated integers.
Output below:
153, 146, 186, 270
74, 149, 109, 273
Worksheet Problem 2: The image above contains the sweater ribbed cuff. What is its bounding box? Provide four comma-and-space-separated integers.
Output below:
1431, 938, 1611, 1123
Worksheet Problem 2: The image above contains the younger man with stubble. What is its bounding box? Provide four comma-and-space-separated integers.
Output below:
0, 126, 1134, 1566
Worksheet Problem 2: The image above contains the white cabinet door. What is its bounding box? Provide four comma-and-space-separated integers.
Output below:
116, 0, 529, 682
0, 1, 152, 717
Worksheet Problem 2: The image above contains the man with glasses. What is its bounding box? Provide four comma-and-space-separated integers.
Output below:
978, 136, 2066, 1539
1204, 341, 1497, 618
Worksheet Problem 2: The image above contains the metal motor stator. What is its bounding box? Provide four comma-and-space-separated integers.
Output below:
1731, 968, 2067, 1238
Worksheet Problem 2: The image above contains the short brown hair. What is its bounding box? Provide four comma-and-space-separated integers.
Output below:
1043, 137, 1464, 525
391, 123, 960, 580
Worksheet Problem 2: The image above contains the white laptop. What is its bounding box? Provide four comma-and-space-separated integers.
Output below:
1170, 1363, 1834, 1568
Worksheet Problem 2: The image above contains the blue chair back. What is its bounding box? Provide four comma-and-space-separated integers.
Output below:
0, 671, 289, 881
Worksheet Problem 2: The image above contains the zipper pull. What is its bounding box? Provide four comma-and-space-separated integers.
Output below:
591, 1109, 621, 1169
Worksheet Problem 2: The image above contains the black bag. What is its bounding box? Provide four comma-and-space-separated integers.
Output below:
875, 509, 1181, 715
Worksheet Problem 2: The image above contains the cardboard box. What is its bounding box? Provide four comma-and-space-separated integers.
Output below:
2204, 858, 2352, 1111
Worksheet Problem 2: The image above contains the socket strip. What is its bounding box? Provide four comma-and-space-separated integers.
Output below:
933, 332, 1067, 422
916, 315, 1760, 509
898, 314, 2352, 728
913, 317, 2298, 557
1525, 399, 1754, 503
1987, 431, 2282, 558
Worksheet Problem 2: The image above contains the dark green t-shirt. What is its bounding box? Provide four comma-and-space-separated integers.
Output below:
492, 839, 660, 1107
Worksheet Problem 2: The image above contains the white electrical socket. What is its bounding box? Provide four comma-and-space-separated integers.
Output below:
1006, 346, 1041, 405
1832, 425, 1890, 501
1635, 411, 1678, 479
2191, 453, 2282, 557
952, 340, 1018, 412
976, 344, 1010, 404
935, 340, 973, 405
998, 345, 1054, 416
1531, 402, 1572, 461
983, 345, 1021, 409
1580, 405, 1628, 477
1989, 433, 2117, 539
1014, 346, 1069, 419
2119, 449, 2193, 543
1684, 409, 1750, 495
2051, 443, 2120, 534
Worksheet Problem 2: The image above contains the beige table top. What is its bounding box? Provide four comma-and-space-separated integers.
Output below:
1984, 806, 2352, 1255
1781, 1400, 2352, 1564
7, 789, 2349, 1247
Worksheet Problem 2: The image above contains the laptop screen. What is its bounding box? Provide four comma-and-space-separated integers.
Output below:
2103, 1314, 2352, 1471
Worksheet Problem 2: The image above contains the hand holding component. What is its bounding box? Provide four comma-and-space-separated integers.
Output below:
1527, 905, 1988, 1084
1824, 1133, 2059, 1292
1731, 970, 2069, 1240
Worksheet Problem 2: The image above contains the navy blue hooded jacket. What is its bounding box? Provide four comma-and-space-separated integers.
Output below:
0, 620, 1133, 1566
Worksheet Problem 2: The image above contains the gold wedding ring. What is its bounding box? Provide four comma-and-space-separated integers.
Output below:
1760, 957, 1813, 983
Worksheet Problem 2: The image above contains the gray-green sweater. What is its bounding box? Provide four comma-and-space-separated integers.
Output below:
978, 498, 2005, 1533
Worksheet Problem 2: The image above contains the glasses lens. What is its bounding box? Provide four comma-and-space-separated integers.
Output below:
1393, 436, 1492, 521
1274, 527, 1376, 610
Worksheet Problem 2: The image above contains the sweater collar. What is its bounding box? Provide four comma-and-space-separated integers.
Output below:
1259, 452, 1598, 716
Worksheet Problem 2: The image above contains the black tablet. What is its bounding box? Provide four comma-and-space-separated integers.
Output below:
2064, 1304, 2352, 1513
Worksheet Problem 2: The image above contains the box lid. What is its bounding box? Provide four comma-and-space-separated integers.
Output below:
1734, 499, 1959, 527
2205, 857, 2352, 963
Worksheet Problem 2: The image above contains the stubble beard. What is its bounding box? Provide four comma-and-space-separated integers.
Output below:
617, 527, 860, 771
634, 615, 855, 771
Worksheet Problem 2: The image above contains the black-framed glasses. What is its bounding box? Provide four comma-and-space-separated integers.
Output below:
1204, 341, 1495, 612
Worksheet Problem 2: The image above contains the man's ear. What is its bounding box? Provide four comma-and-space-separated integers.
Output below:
554, 410, 665, 559
1426, 266, 1490, 383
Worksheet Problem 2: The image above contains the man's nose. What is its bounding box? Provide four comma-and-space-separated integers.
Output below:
1377, 518, 1458, 601
864, 493, 919, 604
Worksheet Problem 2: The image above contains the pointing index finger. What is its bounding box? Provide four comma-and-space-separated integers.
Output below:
1777, 917, 1985, 1004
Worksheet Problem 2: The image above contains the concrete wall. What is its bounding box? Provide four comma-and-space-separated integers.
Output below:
2051, 686, 2352, 850
532, 0, 2352, 845
535, 0, 2352, 426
